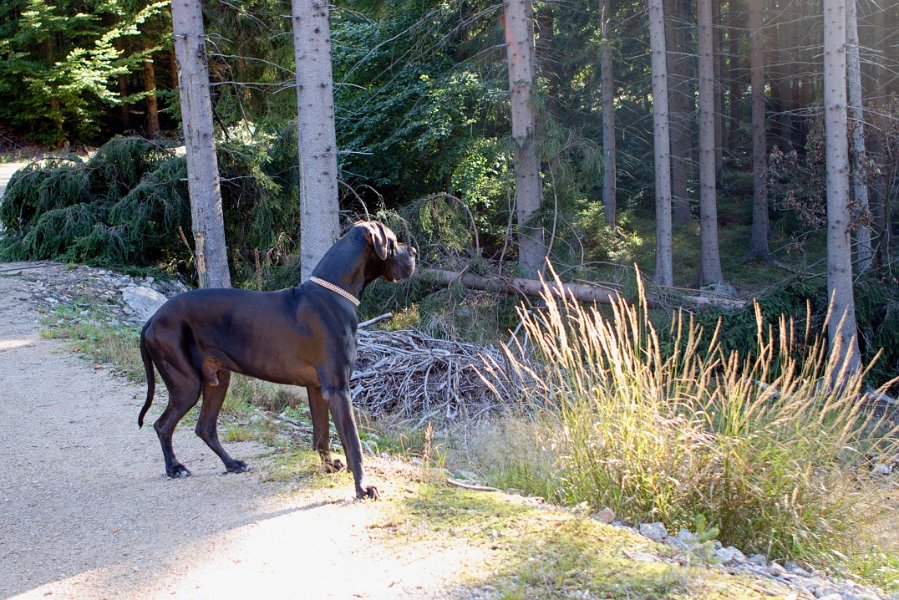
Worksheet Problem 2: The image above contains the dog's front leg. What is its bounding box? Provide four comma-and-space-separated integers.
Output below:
308, 386, 344, 473
325, 388, 378, 500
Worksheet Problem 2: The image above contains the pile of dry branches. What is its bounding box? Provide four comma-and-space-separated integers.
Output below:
351, 327, 520, 425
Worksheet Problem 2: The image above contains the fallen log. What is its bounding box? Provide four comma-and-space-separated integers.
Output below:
415, 268, 621, 306
414, 268, 748, 310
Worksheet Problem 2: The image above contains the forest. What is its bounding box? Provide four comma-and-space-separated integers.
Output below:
2, 0, 899, 583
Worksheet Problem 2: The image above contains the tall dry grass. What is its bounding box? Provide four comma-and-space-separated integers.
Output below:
481, 270, 898, 564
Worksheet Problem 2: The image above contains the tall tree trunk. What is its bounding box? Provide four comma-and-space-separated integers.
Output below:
600, 0, 616, 227
291, 0, 341, 281
846, 0, 873, 272
712, 0, 724, 179
504, 0, 545, 275
697, 0, 724, 285
773, 9, 795, 149
823, 0, 861, 375
143, 43, 160, 139
118, 75, 131, 130
648, 0, 673, 286
171, 0, 231, 288
747, 0, 769, 260
665, 0, 692, 227
726, 0, 744, 157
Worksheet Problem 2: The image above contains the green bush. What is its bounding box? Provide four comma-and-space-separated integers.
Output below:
0, 135, 299, 281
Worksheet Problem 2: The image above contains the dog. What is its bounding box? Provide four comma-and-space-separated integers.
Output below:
138, 221, 416, 499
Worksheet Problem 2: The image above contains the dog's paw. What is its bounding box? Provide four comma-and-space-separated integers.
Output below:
225, 461, 250, 474
167, 465, 191, 478
356, 484, 380, 500
323, 458, 345, 473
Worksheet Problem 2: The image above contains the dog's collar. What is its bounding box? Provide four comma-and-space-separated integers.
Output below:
309, 276, 361, 307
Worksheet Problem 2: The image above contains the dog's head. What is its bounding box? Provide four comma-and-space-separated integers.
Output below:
356, 221, 416, 283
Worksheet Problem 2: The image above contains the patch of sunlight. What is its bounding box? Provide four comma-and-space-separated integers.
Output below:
0, 337, 35, 351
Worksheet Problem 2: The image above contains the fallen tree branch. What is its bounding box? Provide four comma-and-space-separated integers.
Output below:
415, 268, 622, 305
415, 268, 747, 310
359, 312, 394, 328
446, 478, 500, 492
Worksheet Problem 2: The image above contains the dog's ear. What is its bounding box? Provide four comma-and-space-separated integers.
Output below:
363, 222, 390, 260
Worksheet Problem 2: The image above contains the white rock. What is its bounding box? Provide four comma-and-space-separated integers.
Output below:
715, 546, 746, 565
872, 463, 893, 476
639, 522, 668, 542
748, 554, 767, 566
120, 286, 168, 323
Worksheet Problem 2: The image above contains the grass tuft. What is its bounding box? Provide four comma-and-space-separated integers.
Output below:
478, 267, 899, 569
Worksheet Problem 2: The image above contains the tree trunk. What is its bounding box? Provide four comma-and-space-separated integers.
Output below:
291, 0, 341, 282
600, 0, 616, 227
773, 10, 795, 149
665, 0, 692, 227
726, 0, 744, 158
697, 0, 724, 285
143, 43, 160, 139
822, 0, 861, 375
648, 0, 673, 287
171, 0, 231, 288
846, 0, 873, 272
712, 0, 724, 179
118, 75, 131, 130
747, 0, 769, 260
504, 0, 545, 275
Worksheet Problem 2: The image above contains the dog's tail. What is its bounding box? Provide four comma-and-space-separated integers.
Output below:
138, 324, 155, 428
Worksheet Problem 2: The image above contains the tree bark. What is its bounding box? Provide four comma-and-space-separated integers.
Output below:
504, 0, 546, 275
143, 43, 160, 139
697, 0, 724, 285
712, 0, 724, 179
664, 0, 692, 227
747, 0, 769, 260
648, 0, 674, 287
822, 0, 861, 374
726, 0, 744, 157
846, 0, 873, 272
291, 0, 341, 282
600, 0, 616, 227
171, 0, 231, 288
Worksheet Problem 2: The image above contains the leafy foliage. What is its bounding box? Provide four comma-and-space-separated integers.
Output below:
0, 0, 168, 145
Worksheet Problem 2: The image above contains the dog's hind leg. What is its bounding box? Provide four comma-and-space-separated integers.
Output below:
153, 375, 202, 478
196, 370, 248, 474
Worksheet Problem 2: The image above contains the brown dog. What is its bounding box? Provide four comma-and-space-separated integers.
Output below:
138, 221, 416, 499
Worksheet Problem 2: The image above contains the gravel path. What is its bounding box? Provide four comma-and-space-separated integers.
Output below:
0, 266, 481, 600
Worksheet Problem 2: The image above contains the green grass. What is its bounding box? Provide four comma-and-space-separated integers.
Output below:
373, 482, 786, 599
472, 269, 899, 577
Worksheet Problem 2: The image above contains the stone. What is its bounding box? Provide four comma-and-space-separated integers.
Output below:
120, 286, 168, 323
872, 463, 893, 476
593, 508, 616, 524
639, 522, 668, 542
715, 546, 746, 565
748, 554, 767, 566
675, 528, 699, 546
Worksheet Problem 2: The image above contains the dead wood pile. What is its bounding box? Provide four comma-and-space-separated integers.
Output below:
351, 328, 519, 425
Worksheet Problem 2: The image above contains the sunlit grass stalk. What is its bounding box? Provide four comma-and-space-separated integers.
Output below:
488, 266, 898, 564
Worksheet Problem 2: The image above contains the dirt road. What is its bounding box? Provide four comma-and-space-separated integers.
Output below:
0, 266, 481, 599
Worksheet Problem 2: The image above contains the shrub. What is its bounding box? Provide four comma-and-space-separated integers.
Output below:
481, 269, 898, 565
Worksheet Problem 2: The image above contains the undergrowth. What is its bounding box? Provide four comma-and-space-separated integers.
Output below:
475, 269, 899, 576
